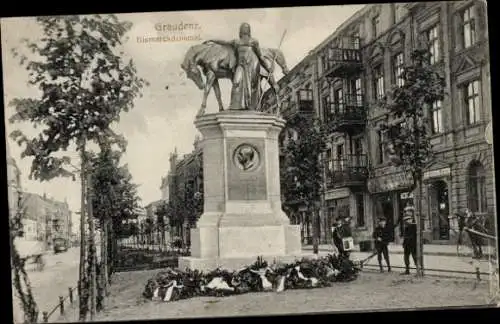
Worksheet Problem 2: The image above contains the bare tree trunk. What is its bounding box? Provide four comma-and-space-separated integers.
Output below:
413, 114, 424, 278
78, 145, 87, 322
312, 206, 319, 255
86, 173, 97, 319
101, 218, 109, 296
417, 177, 425, 276
106, 221, 114, 282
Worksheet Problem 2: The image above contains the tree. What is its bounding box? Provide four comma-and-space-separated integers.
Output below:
9, 15, 148, 320
280, 114, 327, 254
10, 189, 39, 324
155, 200, 171, 248
88, 146, 141, 300
380, 48, 445, 277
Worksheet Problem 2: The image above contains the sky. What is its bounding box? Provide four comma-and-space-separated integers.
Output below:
2, 5, 365, 221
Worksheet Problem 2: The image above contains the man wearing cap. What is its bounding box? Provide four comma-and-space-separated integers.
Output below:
332, 217, 345, 256
372, 216, 392, 272
401, 206, 418, 275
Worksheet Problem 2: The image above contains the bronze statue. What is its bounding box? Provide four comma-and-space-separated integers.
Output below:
181, 23, 288, 116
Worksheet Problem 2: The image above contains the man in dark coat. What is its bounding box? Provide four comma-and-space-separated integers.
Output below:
332, 216, 352, 257
401, 207, 418, 275
332, 218, 345, 256
372, 216, 392, 272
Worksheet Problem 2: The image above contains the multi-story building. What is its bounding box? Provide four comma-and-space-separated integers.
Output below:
166, 137, 204, 245
160, 173, 170, 202
262, 1, 492, 245
21, 193, 72, 248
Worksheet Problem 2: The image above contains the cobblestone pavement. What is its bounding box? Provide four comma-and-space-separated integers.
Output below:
55, 268, 494, 322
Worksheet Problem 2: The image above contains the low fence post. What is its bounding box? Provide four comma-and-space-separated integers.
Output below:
69, 287, 73, 304
59, 296, 65, 315
43, 311, 49, 323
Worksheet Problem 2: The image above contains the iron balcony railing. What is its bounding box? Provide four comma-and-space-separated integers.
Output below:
325, 154, 368, 188
321, 37, 362, 78
324, 93, 367, 130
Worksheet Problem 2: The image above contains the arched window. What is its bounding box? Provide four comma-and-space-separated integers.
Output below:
468, 160, 487, 213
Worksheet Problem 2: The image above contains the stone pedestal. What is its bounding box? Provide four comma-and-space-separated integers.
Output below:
179, 110, 302, 271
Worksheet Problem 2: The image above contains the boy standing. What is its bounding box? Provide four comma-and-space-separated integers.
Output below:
372, 217, 392, 272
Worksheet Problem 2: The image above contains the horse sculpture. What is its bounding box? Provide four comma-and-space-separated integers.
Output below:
181, 42, 289, 116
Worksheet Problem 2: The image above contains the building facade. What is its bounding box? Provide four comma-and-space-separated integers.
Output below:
165, 137, 204, 245
21, 193, 72, 248
262, 1, 492, 245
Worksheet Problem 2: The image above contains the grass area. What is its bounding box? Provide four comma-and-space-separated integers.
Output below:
71, 270, 494, 322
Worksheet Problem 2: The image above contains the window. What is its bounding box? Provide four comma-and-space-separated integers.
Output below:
372, 15, 381, 38
464, 80, 481, 125
377, 130, 385, 164
373, 65, 385, 100
468, 161, 487, 213
356, 193, 365, 227
325, 148, 333, 186
353, 137, 363, 156
392, 52, 405, 87
336, 144, 344, 170
394, 5, 404, 23
353, 137, 363, 167
426, 25, 440, 64
334, 88, 344, 113
298, 85, 314, 112
430, 100, 443, 134
326, 148, 333, 172
298, 84, 313, 101
348, 78, 363, 106
320, 54, 327, 74
352, 31, 360, 49
462, 6, 477, 48
322, 96, 330, 121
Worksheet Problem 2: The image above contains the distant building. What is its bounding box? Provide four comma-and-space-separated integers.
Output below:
21, 193, 72, 248
136, 207, 147, 223
160, 176, 170, 202
145, 200, 164, 221
166, 137, 203, 245
6, 142, 39, 242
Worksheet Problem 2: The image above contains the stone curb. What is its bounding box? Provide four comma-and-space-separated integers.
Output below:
301, 247, 493, 258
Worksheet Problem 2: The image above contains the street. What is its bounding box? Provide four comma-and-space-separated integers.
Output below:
52, 249, 498, 323
12, 247, 80, 324
56, 269, 493, 322
12, 245, 497, 323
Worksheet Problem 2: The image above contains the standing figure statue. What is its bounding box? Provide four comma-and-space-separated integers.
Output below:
204, 23, 272, 111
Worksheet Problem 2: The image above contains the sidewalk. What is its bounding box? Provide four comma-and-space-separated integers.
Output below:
302, 243, 496, 257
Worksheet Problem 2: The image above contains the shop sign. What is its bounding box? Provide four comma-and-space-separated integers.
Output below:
325, 188, 350, 200
367, 172, 413, 194
400, 192, 414, 200
423, 167, 450, 180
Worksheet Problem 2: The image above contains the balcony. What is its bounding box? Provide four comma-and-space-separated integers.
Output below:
324, 93, 367, 135
321, 37, 362, 79
326, 154, 369, 189
282, 99, 315, 119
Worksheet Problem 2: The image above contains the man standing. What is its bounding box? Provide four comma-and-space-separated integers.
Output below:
373, 216, 392, 272
332, 217, 344, 256
401, 206, 418, 275
332, 216, 353, 257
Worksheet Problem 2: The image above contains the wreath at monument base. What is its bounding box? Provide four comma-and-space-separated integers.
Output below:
142, 254, 360, 302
